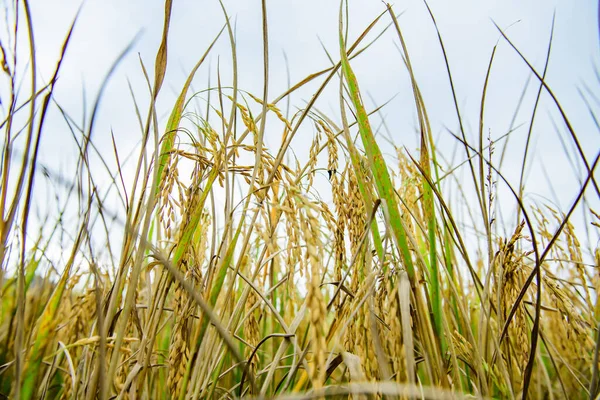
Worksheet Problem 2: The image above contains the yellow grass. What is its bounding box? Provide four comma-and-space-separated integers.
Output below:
0, 1, 599, 399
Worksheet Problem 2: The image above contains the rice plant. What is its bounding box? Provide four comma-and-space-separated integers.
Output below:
0, 1, 598, 399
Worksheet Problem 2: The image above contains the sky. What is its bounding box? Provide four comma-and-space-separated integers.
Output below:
2, 0, 599, 263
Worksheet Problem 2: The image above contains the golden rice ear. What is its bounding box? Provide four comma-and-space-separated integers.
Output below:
297, 196, 328, 389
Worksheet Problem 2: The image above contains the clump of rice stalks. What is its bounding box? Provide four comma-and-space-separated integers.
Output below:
493, 222, 532, 388
0, 1, 598, 399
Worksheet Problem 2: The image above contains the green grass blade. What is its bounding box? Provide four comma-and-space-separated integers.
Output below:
154, 24, 225, 198
338, 2, 415, 283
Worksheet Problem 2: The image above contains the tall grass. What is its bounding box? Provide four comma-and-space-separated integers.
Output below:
1, 1, 599, 399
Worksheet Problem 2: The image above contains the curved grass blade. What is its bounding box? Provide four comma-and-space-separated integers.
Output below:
154, 23, 226, 199
338, 0, 415, 282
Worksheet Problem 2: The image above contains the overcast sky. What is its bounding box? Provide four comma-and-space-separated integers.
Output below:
3, 0, 599, 255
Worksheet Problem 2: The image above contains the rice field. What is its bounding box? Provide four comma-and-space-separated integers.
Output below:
0, 1, 599, 399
